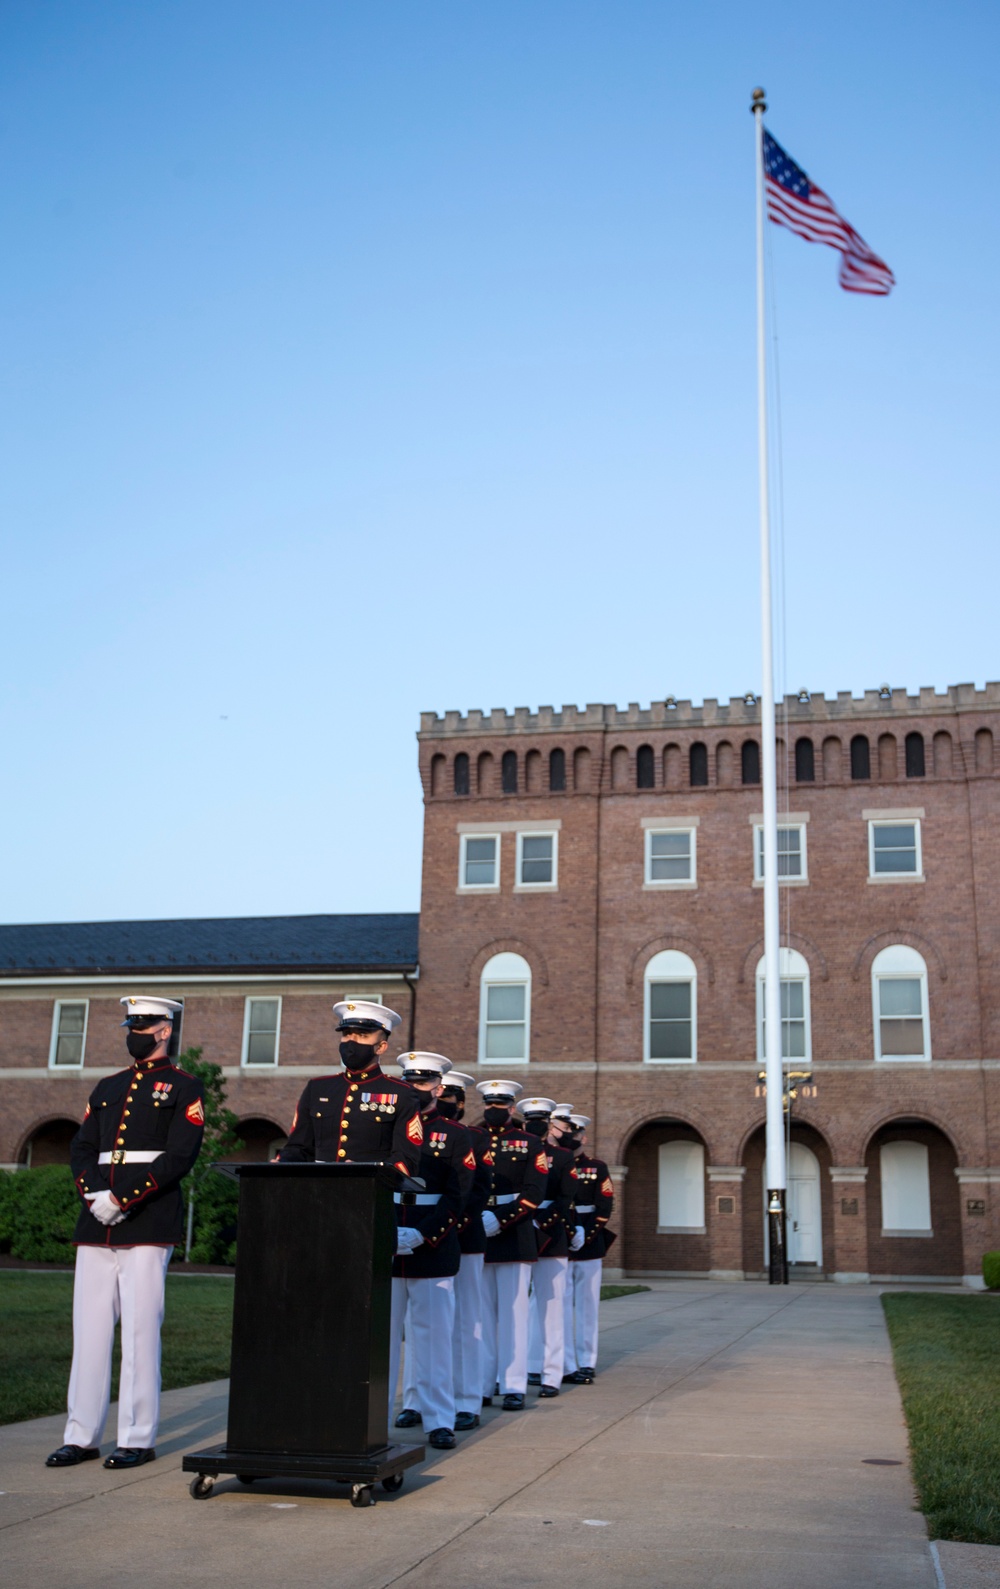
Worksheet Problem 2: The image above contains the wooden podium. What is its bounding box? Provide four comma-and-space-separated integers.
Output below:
182, 1162, 424, 1506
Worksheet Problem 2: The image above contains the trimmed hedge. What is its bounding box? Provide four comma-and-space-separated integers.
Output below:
0, 1166, 79, 1262
0, 1165, 237, 1266
983, 1251, 1000, 1291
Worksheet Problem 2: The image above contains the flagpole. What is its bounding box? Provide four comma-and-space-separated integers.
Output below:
751, 86, 788, 1285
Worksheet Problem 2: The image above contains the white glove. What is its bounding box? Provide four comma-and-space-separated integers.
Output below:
395, 1226, 425, 1255
482, 1210, 501, 1239
570, 1225, 586, 1252
87, 1190, 123, 1226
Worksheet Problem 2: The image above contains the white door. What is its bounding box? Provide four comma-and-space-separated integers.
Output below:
763, 1143, 822, 1266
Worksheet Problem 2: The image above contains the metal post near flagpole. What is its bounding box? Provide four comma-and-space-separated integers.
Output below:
751, 86, 788, 1284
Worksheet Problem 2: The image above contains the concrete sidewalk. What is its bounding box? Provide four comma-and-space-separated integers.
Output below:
0, 1281, 960, 1587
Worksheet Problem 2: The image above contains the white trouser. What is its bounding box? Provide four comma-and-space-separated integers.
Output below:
389, 1275, 456, 1434
527, 1255, 568, 1386
564, 1258, 602, 1373
481, 1261, 531, 1396
64, 1244, 172, 1450
451, 1253, 485, 1414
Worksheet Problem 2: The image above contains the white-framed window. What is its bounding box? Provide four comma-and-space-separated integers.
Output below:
242, 996, 282, 1067
872, 945, 930, 1062
657, 1140, 706, 1232
755, 948, 811, 1063
880, 1140, 932, 1234
644, 949, 697, 1064
754, 823, 807, 883
459, 833, 500, 891
49, 1000, 89, 1068
645, 827, 696, 887
479, 951, 531, 1064
516, 830, 558, 889
869, 819, 922, 878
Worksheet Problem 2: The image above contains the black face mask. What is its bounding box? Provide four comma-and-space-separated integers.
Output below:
436, 1098, 461, 1120
126, 1031, 159, 1062
524, 1117, 548, 1137
339, 1039, 378, 1071
484, 1106, 510, 1129
563, 1134, 582, 1153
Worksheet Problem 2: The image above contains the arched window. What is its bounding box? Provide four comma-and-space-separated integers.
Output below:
430, 753, 446, 796
850, 735, 871, 780
477, 751, 495, 795
636, 744, 655, 789
871, 945, 930, 1062
975, 728, 994, 774
741, 739, 760, 785
795, 738, 815, 783
525, 749, 543, 793
657, 1140, 706, 1231
479, 952, 531, 1064
610, 746, 629, 790
644, 950, 697, 1064
573, 746, 592, 791
880, 1141, 932, 1233
905, 732, 925, 778
689, 742, 708, 787
454, 752, 470, 796
878, 733, 898, 781
501, 750, 518, 794
549, 747, 566, 792
822, 736, 842, 781
755, 948, 811, 1062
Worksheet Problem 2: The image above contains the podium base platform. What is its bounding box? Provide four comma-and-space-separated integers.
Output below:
182, 1441, 425, 1507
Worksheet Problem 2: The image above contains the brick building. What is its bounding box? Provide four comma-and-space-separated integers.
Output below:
3, 683, 999, 1286
0, 914, 418, 1169
415, 684, 1000, 1287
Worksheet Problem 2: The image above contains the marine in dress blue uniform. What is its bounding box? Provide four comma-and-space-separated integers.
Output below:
398, 1070, 493, 1432
387, 1054, 475, 1449
475, 1080, 549, 1411
522, 1098, 577, 1397
46, 997, 205, 1471
562, 1113, 616, 1383
278, 1001, 423, 1177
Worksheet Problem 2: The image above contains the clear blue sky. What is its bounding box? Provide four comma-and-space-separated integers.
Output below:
2, 1, 996, 924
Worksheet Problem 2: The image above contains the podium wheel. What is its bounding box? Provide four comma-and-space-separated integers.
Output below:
382, 1473, 404, 1493
350, 1484, 376, 1508
236, 1475, 257, 1485
189, 1475, 214, 1500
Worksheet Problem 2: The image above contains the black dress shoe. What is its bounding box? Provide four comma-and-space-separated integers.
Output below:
454, 1412, 480, 1431
103, 1448, 156, 1469
578, 1366, 596, 1381
561, 1372, 580, 1384
427, 1428, 456, 1449
538, 1384, 560, 1398
501, 1393, 525, 1411
394, 1408, 422, 1428
481, 1395, 493, 1407
45, 1444, 100, 1468
563, 1369, 591, 1384
526, 1372, 542, 1386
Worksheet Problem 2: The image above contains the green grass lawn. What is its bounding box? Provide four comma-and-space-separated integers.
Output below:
882, 1292, 1000, 1546
0, 1272, 234, 1427
600, 1284, 650, 1300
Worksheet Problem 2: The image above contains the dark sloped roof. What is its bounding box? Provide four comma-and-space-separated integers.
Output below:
0, 913, 419, 977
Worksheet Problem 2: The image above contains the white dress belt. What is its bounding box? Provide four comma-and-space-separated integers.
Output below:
393, 1192, 441, 1205
575, 1203, 596, 1213
98, 1151, 162, 1165
490, 1192, 519, 1205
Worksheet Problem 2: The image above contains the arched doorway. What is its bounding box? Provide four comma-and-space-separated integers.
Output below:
222, 1117, 287, 1163
623, 1119, 709, 1274
743, 1122, 833, 1277
761, 1143, 822, 1266
865, 1120, 961, 1278
19, 1119, 79, 1167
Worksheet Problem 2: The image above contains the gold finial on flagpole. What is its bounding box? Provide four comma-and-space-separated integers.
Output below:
751, 87, 767, 115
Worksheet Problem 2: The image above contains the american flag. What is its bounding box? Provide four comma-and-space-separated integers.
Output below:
763, 130, 895, 296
